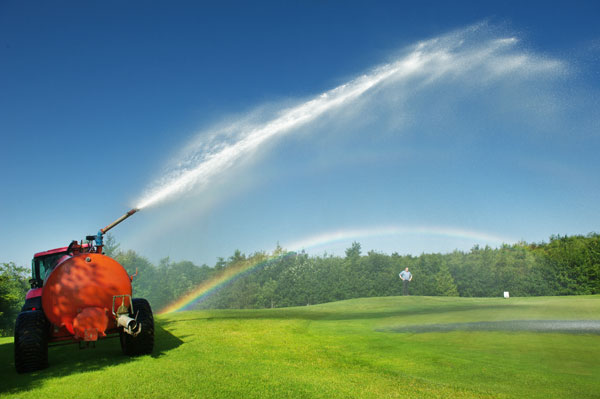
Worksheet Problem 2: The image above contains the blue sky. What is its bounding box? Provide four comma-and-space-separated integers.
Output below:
1, 1, 599, 267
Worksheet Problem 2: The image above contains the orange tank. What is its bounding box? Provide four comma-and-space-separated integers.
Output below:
41, 253, 132, 340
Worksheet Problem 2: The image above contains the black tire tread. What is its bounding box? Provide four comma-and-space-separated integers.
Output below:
120, 298, 154, 356
14, 310, 49, 373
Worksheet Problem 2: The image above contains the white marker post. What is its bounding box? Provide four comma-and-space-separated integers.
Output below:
504, 291, 510, 299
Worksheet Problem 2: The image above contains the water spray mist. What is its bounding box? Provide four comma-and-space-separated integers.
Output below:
134, 24, 564, 211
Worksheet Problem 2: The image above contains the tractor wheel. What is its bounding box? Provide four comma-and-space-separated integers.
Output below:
120, 298, 154, 356
14, 310, 49, 373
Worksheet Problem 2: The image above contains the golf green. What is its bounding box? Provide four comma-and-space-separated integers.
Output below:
1, 295, 598, 398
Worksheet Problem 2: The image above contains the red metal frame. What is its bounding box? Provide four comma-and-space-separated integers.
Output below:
34, 243, 90, 259
47, 324, 121, 344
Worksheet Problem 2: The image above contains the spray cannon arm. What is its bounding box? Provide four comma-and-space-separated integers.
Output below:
94, 208, 139, 249
101, 208, 139, 234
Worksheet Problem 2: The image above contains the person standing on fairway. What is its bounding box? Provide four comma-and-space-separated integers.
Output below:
399, 267, 412, 296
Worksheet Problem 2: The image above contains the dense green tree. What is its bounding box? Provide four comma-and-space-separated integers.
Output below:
536, 234, 600, 295
103, 233, 120, 257
257, 278, 278, 308
345, 242, 361, 259
0, 262, 28, 335
114, 249, 158, 304
433, 263, 459, 296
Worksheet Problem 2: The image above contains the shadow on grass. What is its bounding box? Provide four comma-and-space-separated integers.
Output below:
0, 323, 183, 395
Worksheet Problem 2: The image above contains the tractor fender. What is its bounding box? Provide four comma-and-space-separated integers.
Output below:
21, 289, 42, 312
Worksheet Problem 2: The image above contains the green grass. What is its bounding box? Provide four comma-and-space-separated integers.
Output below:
1, 295, 599, 398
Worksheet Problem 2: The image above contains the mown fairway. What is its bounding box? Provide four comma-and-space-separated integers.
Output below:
1, 296, 599, 398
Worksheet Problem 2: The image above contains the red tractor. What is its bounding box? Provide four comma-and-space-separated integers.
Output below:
14, 209, 154, 373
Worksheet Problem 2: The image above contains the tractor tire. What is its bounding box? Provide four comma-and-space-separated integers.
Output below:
120, 298, 154, 356
14, 310, 49, 373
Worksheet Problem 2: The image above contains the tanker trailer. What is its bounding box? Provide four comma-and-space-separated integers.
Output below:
14, 209, 154, 373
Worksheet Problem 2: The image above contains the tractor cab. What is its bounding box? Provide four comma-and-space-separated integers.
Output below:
30, 243, 92, 288
23, 243, 91, 311
30, 247, 70, 288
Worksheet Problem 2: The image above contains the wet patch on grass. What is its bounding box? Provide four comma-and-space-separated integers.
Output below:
382, 320, 600, 334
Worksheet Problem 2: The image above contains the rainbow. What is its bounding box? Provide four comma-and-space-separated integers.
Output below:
159, 225, 513, 314
283, 225, 514, 252
158, 251, 293, 314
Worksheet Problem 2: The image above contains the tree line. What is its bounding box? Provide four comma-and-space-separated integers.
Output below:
1, 233, 599, 335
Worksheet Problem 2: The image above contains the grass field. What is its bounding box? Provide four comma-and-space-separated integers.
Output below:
1, 295, 599, 398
